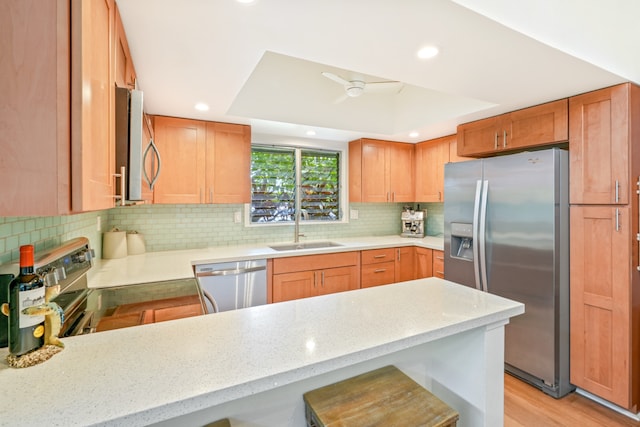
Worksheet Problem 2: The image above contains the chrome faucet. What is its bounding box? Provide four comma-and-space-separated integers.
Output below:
294, 209, 308, 243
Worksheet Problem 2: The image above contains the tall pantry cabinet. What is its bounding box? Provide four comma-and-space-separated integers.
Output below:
569, 83, 640, 411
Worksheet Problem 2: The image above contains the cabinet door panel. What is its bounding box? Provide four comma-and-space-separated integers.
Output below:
361, 140, 389, 202
457, 116, 501, 157
389, 142, 414, 202
569, 85, 628, 204
415, 248, 433, 279
361, 261, 395, 288
273, 271, 315, 303
153, 117, 206, 204
319, 266, 359, 295
395, 247, 415, 282
72, 0, 116, 211
570, 206, 630, 407
507, 99, 568, 150
206, 122, 251, 203
432, 250, 445, 279
1, 0, 71, 215
415, 137, 449, 202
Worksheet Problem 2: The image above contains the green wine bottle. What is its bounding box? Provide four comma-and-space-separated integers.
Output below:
8, 245, 45, 355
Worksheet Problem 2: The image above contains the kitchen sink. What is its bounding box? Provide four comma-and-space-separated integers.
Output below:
269, 241, 343, 251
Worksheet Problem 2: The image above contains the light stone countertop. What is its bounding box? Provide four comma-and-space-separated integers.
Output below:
87, 235, 444, 288
0, 277, 523, 427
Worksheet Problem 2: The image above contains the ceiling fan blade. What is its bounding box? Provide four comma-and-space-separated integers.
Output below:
322, 71, 350, 86
363, 81, 404, 94
332, 92, 349, 104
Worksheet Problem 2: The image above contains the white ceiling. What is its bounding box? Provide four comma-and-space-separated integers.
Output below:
115, 0, 638, 144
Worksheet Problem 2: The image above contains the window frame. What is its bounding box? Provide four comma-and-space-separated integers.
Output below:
244, 143, 348, 227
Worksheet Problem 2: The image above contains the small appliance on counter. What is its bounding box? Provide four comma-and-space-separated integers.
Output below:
401, 207, 426, 238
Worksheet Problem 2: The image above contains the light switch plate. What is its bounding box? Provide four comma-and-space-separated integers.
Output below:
234, 211, 242, 223
350, 209, 359, 220
96, 216, 102, 231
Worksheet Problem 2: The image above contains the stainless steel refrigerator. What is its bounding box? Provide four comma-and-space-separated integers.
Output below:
444, 148, 572, 398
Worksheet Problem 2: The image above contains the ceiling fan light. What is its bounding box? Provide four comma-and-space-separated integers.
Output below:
346, 86, 364, 97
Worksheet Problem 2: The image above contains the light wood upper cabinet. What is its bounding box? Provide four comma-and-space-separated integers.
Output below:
205, 122, 251, 203
114, 4, 136, 89
71, 0, 117, 212
457, 99, 568, 157
153, 117, 207, 204
153, 117, 251, 204
1, 0, 71, 215
569, 84, 630, 205
415, 136, 450, 202
570, 205, 632, 408
349, 139, 414, 203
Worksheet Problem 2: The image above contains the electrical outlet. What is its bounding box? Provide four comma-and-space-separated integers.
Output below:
350, 209, 359, 220
234, 211, 242, 223
96, 215, 102, 231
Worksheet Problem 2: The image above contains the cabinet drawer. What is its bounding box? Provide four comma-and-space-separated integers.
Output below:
273, 251, 359, 274
361, 261, 395, 288
361, 248, 395, 265
433, 250, 445, 279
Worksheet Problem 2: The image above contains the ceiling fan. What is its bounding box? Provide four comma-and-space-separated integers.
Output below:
321, 72, 404, 103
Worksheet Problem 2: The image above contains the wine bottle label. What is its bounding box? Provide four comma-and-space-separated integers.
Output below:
18, 287, 45, 328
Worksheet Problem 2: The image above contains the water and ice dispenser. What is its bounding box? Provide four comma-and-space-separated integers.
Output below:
450, 222, 474, 261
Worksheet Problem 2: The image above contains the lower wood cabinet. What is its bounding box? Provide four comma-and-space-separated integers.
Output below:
415, 247, 433, 279
272, 252, 360, 303
361, 247, 416, 288
432, 250, 445, 279
570, 205, 637, 409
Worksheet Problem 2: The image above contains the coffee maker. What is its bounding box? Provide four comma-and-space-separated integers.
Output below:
401, 207, 426, 238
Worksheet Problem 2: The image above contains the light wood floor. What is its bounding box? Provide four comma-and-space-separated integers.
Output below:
504, 374, 640, 426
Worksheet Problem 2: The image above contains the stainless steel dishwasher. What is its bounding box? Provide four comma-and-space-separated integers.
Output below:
194, 259, 267, 313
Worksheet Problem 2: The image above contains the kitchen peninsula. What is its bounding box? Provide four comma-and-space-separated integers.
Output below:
0, 274, 523, 427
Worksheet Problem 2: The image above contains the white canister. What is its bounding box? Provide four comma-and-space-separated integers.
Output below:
126, 231, 146, 255
102, 228, 127, 259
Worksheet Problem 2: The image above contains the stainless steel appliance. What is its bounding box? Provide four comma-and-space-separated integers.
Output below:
401, 207, 426, 238
194, 259, 268, 313
115, 86, 161, 204
0, 237, 94, 345
444, 148, 572, 398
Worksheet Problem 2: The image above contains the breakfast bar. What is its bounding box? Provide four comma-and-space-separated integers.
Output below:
0, 278, 523, 427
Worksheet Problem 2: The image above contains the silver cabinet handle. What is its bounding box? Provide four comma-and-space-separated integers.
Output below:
321, 271, 325, 286
616, 208, 620, 232
503, 130, 507, 148
615, 180, 620, 203
494, 132, 499, 150
374, 269, 387, 273
373, 254, 387, 259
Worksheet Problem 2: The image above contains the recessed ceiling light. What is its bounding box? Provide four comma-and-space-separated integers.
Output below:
417, 46, 439, 60
409, 131, 420, 138
194, 102, 209, 111
306, 130, 317, 136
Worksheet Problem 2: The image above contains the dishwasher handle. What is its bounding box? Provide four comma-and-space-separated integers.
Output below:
195, 265, 266, 277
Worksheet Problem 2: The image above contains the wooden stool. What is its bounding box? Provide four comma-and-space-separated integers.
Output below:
203, 418, 230, 427
303, 365, 459, 427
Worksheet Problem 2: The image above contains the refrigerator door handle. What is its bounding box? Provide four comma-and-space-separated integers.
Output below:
478, 180, 490, 292
472, 180, 483, 290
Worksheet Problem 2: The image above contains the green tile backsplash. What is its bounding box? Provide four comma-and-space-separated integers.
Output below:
0, 203, 443, 264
